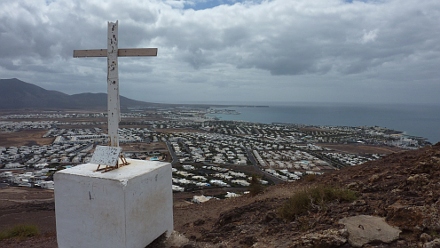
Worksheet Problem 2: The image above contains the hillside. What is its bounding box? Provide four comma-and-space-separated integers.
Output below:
1, 143, 440, 247
0, 78, 162, 110
169, 143, 440, 247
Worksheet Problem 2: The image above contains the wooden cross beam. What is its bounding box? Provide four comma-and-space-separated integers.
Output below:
73, 21, 157, 148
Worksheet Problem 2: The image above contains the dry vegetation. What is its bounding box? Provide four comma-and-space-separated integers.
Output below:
0, 224, 39, 241
278, 185, 358, 222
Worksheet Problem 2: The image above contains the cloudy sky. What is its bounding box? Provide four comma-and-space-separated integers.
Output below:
1, 0, 439, 105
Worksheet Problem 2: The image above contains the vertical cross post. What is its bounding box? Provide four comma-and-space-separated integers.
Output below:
73, 21, 158, 149
107, 21, 120, 147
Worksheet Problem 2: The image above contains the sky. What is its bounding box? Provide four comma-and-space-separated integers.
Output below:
1, 0, 440, 105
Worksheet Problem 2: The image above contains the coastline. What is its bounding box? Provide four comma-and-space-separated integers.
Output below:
207, 103, 440, 143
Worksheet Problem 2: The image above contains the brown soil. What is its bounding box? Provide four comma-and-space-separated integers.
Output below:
1, 143, 440, 247
0, 188, 56, 248
0, 130, 54, 147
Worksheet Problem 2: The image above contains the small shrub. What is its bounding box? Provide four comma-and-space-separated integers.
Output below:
279, 190, 311, 221
248, 175, 264, 197
303, 174, 317, 182
279, 185, 357, 221
0, 224, 39, 241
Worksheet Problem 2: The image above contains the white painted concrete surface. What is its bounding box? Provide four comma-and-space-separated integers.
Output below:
54, 159, 173, 248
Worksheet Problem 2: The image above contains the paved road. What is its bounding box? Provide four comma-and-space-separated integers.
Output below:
166, 141, 285, 184
307, 150, 345, 169
165, 141, 179, 165
246, 148, 284, 185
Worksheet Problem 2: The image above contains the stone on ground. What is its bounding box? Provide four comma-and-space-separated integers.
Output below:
339, 215, 401, 247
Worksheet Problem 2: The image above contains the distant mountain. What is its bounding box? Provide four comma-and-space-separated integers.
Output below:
0, 78, 162, 110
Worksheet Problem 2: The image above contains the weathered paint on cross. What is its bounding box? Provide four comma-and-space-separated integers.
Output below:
73, 21, 157, 147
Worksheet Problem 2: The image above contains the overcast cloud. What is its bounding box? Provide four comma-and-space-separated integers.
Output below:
1, 0, 439, 104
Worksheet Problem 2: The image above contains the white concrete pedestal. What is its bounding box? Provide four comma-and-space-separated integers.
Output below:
54, 159, 173, 248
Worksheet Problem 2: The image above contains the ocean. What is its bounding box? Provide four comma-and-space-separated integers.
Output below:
207, 102, 440, 144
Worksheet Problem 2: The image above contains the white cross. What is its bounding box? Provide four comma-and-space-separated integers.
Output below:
74, 21, 157, 147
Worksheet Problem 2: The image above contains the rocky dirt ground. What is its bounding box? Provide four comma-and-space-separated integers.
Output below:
1, 143, 440, 247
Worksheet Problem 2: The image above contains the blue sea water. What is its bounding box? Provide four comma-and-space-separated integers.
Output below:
208, 103, 440, 144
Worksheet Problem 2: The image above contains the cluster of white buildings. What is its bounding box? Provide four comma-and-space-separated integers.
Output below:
322, 152, 380, 166
0, 120, 55, 132
1, 168, 55, 189
254, 149, 331, 170
171, 164, 268, 193
0, 143, 94, 166
169, 132, 249, 165
0, 108, 430, 191
164, 130, 336, 181
47, 127, 151, 145
0, 113, 105, 120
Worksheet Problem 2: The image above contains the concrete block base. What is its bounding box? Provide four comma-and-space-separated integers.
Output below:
54, 159, 173, 248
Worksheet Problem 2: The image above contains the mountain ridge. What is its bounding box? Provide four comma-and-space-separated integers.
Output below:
0, 78, 163, 110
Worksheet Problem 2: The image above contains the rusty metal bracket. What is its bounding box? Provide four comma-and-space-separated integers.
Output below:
96, 154, 130, 173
